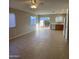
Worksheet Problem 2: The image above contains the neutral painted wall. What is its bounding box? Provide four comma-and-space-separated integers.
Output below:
9, 8, 35, 40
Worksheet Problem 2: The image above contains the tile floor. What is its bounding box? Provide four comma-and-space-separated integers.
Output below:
9, 29, 69, 59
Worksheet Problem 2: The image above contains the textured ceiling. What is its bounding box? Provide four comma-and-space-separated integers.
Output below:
9, 0, 69, 15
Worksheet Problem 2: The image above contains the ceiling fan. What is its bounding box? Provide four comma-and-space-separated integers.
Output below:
30, 0, 39, 8
20, 0, 44, 9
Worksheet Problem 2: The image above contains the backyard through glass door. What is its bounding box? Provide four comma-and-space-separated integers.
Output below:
30, 16, 50, 30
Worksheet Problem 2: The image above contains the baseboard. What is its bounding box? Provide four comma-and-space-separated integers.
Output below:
9, 30, 34, 40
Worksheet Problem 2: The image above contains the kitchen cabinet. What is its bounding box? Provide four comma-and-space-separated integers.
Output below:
55, 24, 64, 30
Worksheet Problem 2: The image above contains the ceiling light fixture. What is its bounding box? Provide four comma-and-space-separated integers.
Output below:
31, 5, 37, 8
30, 0, 38, 9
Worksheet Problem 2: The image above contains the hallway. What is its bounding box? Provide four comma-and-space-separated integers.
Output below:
9, 29, 68, 59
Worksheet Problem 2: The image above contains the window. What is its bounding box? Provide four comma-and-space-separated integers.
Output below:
40, 17, 50, 21
9, 13, 16, 28
55, 16, 63, 22
30, 16, 37, 26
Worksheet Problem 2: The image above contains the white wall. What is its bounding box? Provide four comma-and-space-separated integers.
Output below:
9, 8, 35, 40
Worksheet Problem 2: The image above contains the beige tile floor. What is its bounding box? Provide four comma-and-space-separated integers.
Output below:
9, 29, 69, 59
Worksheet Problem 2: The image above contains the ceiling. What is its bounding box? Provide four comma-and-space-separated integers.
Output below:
9, 0, 69, 15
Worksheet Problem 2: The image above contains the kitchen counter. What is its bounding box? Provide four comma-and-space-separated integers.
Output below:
50, 23, 64, 30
